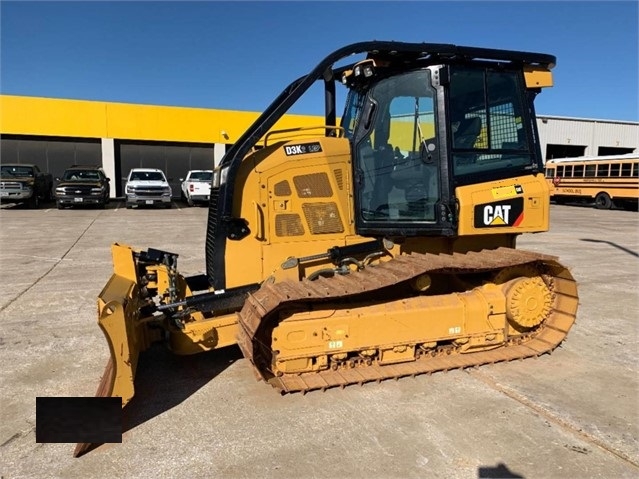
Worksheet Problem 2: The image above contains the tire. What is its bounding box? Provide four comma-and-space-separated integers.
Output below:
187, 197, 194, 207
126, 203, 133, 209
594, 192, 612, 210
28, 194, 39, 209
56, 201, 64, 210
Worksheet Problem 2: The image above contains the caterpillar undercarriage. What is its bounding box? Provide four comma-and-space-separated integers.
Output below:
77, 41, 579, 456
239, 248, 577, 393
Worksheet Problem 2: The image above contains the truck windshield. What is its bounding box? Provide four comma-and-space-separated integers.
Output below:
62, 170, 100, 181
1, 166, 34, 177
189, 171, 213, 181
130, 172, 165, 181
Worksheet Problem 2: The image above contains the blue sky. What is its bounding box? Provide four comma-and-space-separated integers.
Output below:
1, 1, 637, 121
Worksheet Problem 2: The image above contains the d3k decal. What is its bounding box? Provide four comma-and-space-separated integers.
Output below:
474, 197, 524, 228
283, 142, 323, 156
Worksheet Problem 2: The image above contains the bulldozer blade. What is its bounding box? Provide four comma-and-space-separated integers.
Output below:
74, 267, 154, 457
72, 359, 116, 457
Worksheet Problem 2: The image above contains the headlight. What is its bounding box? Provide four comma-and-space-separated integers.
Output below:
126, 185, 134, 194
55, 187, 65, 194
162, 187, 171, 194
91, 187, 102, 194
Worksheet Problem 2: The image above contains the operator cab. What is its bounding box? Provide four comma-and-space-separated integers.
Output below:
207, 41, 553, 289
341, 58, 541, 237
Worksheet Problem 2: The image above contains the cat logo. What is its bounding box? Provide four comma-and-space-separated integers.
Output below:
484, 204, 511, 225
474, 197, 524, 228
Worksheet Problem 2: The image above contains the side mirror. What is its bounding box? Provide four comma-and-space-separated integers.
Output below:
179, 178, 184, 182
55, 177, 61, 181
106, 178, 111, 182
121, 177, 128, 181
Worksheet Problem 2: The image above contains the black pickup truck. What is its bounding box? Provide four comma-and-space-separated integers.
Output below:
0, 163, 54, 208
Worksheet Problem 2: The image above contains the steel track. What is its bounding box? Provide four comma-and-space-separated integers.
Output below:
237, 247, 579, 393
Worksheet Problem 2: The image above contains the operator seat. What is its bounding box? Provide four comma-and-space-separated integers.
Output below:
370, 143, 396, 210
454, 117, 482, 149
390, 154, 438, 220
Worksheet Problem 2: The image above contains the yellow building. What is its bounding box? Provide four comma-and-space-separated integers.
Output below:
4, 94, 636, 199
0, 94, 322, 197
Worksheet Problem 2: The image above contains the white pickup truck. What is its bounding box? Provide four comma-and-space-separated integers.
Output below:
180, 170, 212, 206
125, 168, 172, 209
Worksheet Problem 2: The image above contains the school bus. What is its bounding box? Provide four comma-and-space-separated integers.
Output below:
545, 154, 639, 210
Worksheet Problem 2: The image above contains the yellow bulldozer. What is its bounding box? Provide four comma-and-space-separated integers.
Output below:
80, 41, 578, 455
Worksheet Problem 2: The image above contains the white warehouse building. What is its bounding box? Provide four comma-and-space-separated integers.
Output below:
536, 115, 638, 162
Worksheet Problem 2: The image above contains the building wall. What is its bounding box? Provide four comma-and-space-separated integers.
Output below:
0, 94, 321, 144
0, 95, 323, 198
1, 95, 638, 197
537, 115, 639, 160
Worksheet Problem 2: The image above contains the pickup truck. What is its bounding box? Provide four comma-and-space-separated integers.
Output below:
180, 170, 212, 206
55, 165, 111, 209
0, 163, 53, 208
124, 168, 172, 209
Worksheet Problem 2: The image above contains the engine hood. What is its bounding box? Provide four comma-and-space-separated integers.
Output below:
57, 180, 103, 188
0, 176, 34, 184
127, 180, 168, 186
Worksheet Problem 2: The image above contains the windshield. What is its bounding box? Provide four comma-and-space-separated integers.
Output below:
353, 69, 440, 223
189, 171, 213, 181
62, 170, 101, 181
129, 171, 166, 181
1, 165, 34, 177
341, 90, 365, 139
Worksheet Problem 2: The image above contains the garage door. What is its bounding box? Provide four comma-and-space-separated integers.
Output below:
117, 141, 215, 198
0, 135, 101, 181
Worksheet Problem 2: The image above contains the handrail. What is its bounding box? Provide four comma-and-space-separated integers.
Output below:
264, 125, 345, 147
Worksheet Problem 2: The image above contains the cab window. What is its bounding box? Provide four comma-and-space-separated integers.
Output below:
354, 69, 440, 223
450, 68, 535, 181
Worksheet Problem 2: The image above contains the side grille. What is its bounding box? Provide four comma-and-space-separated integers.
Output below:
275, 214, 305, 236
293, 173, 333, 198
274, 180, 292, 196
302, 202, 344, 234
333, 169, 344, 190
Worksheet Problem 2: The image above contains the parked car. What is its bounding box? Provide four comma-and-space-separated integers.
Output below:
0, 163, 53, 209
125, 168, 172, 209
180, 170, 213, 206
55, 165, 110, 209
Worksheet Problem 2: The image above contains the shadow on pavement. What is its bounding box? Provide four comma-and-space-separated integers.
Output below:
122, 344, 243, 433
580, 238, 639, 258
74, 344, 242, 457
478, 462, 524, 478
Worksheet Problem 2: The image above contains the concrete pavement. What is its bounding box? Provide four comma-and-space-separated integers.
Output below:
1, 201, 637, 479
